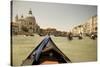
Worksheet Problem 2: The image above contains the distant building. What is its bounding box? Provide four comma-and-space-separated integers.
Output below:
11, 22, 19, 35
72, 25, 83, 36
83, 15, 97, 34
39, 28, 67, 37
71, 15, 97, 36
11, 9, 67, 36
39, 28, 57, 36
11, 9, 40, 35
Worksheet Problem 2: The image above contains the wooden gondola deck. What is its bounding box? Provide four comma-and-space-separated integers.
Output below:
21, 36, 71, 65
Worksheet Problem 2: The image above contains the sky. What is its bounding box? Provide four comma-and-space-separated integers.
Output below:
12, 1, 97, 31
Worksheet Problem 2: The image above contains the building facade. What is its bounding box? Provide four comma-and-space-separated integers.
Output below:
11, 9, 40, 35
71, 15, 97, 36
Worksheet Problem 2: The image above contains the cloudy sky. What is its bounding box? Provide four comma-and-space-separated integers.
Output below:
12, 1, 97, 31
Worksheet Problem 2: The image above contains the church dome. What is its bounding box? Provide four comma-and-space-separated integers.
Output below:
25, 16, 36, 24
25, 9, 36, 24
